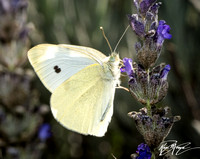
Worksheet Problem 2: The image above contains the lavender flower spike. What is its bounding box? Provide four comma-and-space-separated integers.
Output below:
156, 20, 172, 46
120, 58, 134, 77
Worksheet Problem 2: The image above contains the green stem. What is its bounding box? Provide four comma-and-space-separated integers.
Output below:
146, 68, 151, 116
151, 152, 156, 159
146, 100, 151, 117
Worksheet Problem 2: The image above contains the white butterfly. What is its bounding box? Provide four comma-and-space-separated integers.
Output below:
28, 44, 121, 137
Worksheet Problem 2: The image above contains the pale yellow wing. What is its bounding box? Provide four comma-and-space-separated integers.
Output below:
50, 63, 117, 137
28, 44, 107, 92
59, 44, 107, 65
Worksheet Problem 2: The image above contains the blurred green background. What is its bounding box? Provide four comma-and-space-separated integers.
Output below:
0, 0, 200, 158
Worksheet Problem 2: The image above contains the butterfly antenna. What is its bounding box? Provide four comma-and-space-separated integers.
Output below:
113, 25, 130, 52
100, 27, 113, 53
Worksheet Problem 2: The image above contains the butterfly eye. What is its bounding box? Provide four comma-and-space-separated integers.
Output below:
109, 53, 120, 63
109, 56, 115, 62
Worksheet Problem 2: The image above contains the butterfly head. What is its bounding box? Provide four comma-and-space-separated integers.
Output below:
109, 52, 120, 64
106, 52, 121, 81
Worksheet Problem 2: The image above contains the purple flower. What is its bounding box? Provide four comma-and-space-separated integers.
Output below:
136, 143, 152, 159
0, 0, 27, 14
38, 123, 52, 142
140, 0, 157, 15
150, 2, 161, 14
128, 14, 145, 37
156, 20, 172, 46
150, 21, 157, 31
160, 64, 171, 80
11, 0, 28, 12
120, 58, 134, 76
146, 12, 154, 21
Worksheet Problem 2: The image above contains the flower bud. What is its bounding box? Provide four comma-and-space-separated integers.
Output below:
128, 107, 181, 149
136, 39, 159, 68
128, 63, 170, 105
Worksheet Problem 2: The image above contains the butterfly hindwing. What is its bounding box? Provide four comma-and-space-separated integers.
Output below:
50, 63, 116, 137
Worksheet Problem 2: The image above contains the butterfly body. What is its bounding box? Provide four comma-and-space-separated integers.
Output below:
28, 44, 120, 137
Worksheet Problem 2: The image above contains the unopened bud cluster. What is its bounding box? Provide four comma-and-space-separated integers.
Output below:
129, 63, 170, 105
128, 106, 180, 149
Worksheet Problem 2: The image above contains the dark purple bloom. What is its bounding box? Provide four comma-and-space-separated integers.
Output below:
128, 14, 145, 37
0, 0, 27, 14
149, 2, 161, 14
150, 21, 157, 31
11, 0, 28, 12
140, 0, 157, 15
146, 12, 154, 21
38, 123, 52, 142
160, 64, 171, 80
120, 58, 134, 76
11, 0, 21, 9
136, 143, 152, 159
156, 20, 172, 46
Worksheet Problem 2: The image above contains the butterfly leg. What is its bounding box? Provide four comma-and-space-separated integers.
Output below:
116, 86, 129, 92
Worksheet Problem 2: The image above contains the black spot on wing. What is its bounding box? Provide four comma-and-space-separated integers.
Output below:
54, 65, 61, 73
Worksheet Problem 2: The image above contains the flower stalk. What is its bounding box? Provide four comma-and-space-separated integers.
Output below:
122, 0, 181, 158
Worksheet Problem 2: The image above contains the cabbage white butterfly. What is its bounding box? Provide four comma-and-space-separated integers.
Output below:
28, 43, 121, 137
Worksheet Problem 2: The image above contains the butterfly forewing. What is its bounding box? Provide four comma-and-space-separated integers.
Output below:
59, 44, 107, 65
28, 44, 106, 92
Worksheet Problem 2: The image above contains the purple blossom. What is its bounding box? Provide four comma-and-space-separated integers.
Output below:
0, 0, 27, 14
11, 0, 28, 11
127, 14, 145, 37
150, 2, 161, 14
160, 64, 171, 80
120, 58, 134, 76
146, 12, 154, 22
136, 143, 152, 159
140, 0, 157, 15
38, 123, 52, 142
150, 21, 157, 31
156, 20, 172, 46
